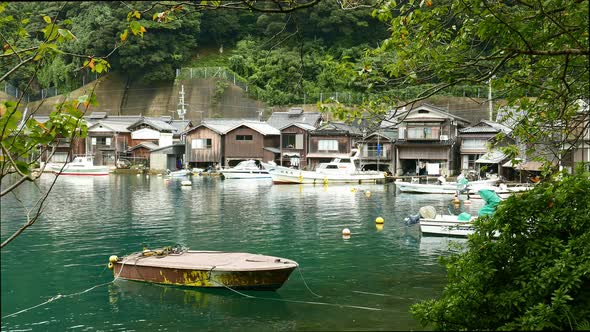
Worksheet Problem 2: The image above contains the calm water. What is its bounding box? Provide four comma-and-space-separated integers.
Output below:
1, 174, 484, 331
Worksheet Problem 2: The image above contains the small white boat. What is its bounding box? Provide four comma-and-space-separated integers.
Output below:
462, 184, 533, 199
396, 179, 498, 194
109, 247, 298, 290
220, 160, 271, 179
268, 149, 385, 184
168, 169, 191, 177
51, 155, 110, 176
181, 180, 192, 186
419, 215, 477, 237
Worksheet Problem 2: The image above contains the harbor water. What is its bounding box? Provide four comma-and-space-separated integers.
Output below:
1, 174, 484, 331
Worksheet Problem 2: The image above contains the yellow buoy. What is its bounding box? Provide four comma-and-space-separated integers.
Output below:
375, 216, 384, 224
107, 262, 114, 270
342, 228, 351, 236
351, 188, 357, 192
365, 190, 372, 197
376, 224, 384, 231
109, 255, 119, 263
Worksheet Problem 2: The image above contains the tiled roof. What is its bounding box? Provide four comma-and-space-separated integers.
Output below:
227, 121, 280, 136
266, 110, 321, 129
280, 122, 316, 131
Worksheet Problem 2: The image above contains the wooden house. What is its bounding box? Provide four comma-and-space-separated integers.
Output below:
307, 122, 363, 170
387, 104, 470, 176
184, 119, 280, 168
278, 123, 316, 169
356, 130, 396, 172
458, 120, 512, 177
266, 107, 322, 169
223, 121, 280, 167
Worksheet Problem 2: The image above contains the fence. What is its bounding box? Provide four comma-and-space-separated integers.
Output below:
2, 72, 100, 102
175, 66, 489, 106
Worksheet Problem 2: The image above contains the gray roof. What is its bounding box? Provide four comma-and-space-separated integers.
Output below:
266, 110, 322, 129
279, 122, 317, 131
128, 142, 160, 151
128, 118, 177, 132
382, 104, 471, 128
459, 119, 511, 134
312, 122, 363, 135
188, 119, 280, 136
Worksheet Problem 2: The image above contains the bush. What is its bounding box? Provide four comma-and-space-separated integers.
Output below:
411, 166, 590, 330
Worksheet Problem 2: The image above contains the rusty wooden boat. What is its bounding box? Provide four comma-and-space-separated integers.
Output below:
108, 247, 298, 290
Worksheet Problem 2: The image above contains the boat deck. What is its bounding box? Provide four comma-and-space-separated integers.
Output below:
120, 250, 298, 272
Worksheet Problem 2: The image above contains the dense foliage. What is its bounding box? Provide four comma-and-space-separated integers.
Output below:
412, 167, 590, 330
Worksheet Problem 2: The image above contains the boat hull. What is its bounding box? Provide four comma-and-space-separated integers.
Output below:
221, 170, 270, 179
112, 251, 297, 290
419, 218, 476, 237
269, 167, 385, 184
396, 179, 498, 194
52, 166, 110, 176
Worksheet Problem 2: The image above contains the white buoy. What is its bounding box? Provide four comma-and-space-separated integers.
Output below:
342, 228, 351, 236
365, 190, 372, 197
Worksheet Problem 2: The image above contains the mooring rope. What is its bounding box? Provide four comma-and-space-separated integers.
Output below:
296, 265, 322, 298
208, 279, 395, 312
3, 258, 129, 319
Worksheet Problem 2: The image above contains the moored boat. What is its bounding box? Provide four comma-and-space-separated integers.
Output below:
220, 160, 271, 179
419, 214, 477, 237
268, 149, 385, 184
51, 155, 110, 176
168, 169, 191, 177
108, 247, 298, 290
395, 179, 498, 194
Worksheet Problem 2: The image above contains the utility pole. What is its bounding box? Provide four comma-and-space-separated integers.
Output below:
488, 75, 496, 121
178, 84, 187, 121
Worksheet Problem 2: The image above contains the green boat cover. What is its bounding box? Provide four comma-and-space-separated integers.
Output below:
457, 212, 472, 221
478, 189, 502, 217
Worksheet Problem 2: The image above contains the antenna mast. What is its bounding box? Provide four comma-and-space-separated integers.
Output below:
177, 85, 187, 120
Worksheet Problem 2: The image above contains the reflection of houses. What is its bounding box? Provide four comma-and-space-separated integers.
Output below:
307, 122, 362, 170
389, 104, 470, 176
458, 120, 512, 177
184, 119, 280, 168
266, 107, 322, 169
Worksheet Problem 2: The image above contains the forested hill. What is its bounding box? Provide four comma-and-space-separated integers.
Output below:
2, 1, 490, 123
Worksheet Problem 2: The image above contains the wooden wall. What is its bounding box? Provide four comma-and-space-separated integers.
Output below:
185, 127, 223, 164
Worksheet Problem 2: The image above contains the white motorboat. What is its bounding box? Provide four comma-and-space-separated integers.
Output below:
168, 169, 191, 177
51, 155, 110, 176
461, 184, 533, 199
419, 214, 477, 237
220, 160, 271, 179
395, 179, 499, 194
268, 149, 385, 184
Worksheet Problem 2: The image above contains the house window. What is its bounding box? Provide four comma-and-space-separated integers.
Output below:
282, 134, 296, 148
367, 143, 385, 157
236, 135, 253, 141
462, 139, 488, 150
92, 137, 111, 146
192, 138, 212, 149
407, 126, 440, 139
318, 140, 338, 151
463, 154, 481, 170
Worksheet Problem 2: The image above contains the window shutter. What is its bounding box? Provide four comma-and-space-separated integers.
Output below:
295, 134, 303, 149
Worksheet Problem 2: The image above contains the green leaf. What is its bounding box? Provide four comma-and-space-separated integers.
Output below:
42, 15, 51, 24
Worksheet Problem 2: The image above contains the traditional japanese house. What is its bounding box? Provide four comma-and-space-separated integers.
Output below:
357, 130, 397, 172
223, 121, 280, 167
307, 122, 363, 171
278, 123, 316, 169
389, 104, 470, 176
184, 120, 235, 169
266, 107, 322, 169
86, 117, 131, 167
458, 119, 512, 177
184, 119, 280, 168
